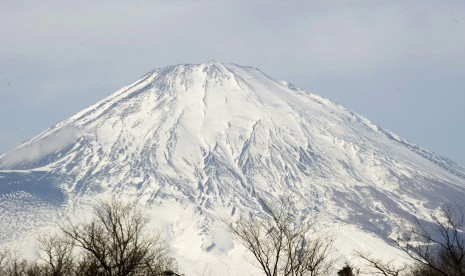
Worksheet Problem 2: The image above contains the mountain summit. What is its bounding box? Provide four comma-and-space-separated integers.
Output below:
1, 61, 465, 275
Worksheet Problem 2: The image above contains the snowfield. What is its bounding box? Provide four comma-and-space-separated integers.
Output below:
1, 61, 464, 275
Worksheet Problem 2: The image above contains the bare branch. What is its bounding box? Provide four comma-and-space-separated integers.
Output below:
230, 199, 335, 276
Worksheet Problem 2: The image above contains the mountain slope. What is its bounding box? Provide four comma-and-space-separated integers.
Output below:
1, 61, 464, 274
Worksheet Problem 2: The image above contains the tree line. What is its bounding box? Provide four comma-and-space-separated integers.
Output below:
231, 200, 465, 276
0, 200, 181, 276
1, 199, 464, 276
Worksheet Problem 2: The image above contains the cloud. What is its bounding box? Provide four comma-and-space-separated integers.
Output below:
0, 126, 82, 168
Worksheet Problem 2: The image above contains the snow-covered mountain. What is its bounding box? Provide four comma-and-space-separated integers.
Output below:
1, 61, 465, 275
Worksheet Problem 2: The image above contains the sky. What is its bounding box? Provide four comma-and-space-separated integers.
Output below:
0, 0, 464, 166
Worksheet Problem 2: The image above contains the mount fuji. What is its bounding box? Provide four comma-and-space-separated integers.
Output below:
1, 61, 464, 275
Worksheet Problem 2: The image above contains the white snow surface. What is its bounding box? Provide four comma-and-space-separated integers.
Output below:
1, 61, 465, 275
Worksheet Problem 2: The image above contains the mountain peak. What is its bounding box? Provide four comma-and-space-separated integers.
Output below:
1, 62, 465, 275
149, 61, 266, 86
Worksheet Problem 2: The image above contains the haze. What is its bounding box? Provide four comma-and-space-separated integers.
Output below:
1, 0, 464, 166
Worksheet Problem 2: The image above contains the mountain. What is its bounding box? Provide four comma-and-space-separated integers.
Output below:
1, 61, 465, 275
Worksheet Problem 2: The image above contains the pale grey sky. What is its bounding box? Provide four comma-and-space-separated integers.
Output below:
1, 0, 464, 166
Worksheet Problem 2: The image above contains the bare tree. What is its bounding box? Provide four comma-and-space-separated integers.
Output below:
397, 204, 465, 276
357, 204, 465, 276
0, 200, 180, 276
0, 249, 41, 276
230, 200, 335, 276
356, 251, 409, 276
61, 200, 177, 276
0, 250, 9, 273
37, 233, 74, 276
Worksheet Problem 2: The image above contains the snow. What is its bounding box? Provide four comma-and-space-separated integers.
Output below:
0, 61, 465, 275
